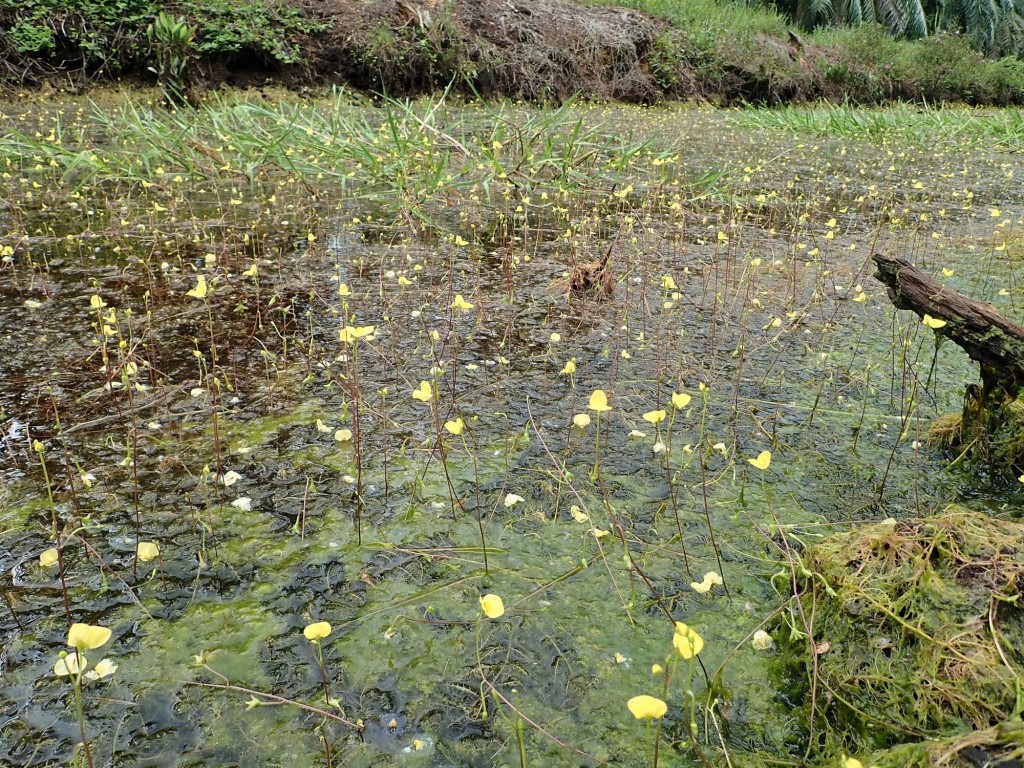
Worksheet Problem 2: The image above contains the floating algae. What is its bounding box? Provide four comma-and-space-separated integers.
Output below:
778, 508, 1024, 767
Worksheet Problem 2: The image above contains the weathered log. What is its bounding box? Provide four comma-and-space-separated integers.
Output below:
872, 253, 1024, 396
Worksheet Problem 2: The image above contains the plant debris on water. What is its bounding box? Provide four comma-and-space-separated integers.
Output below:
1, 91, 1024, 767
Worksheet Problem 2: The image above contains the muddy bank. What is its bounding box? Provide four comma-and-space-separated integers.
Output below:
3, 0, 1024, 105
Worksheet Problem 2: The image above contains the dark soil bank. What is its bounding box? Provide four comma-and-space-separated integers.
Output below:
5, 0, 1024, 105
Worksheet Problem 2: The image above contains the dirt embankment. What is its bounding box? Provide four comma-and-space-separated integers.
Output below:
6, 0, 1024, 105
219, 0, 677, 102
1, 0, 706, 103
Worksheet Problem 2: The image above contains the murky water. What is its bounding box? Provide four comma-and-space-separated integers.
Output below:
1, 93, 1022, 767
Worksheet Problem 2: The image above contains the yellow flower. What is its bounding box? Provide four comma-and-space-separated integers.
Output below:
673, 622, 704, 659
747, 450, 772, 470
412, 381, 433, 402
572, 413, 591, 428
137, 541, 160, 562
334, 428, 352, 442
185, 275, 208, 299
339, 325, 375, 344
651, 664, 663, 675
661, 275, 677, 291
587, 389, 611, 412
303, 621, 332, 641
671, 392, 691, 409
40, 548, 59, 567
627, 694, 667, 720
922, 314, 947, 329
560, 358, 577, 375
54, 651, 87, 677
690, 571, 723, 594
843, 758, 864, 768
68, 623, 112, 651
338, 283, 351, 296
444, 417, 465, 435
85, 658, 118, 680
643, 409, 666, 424
480, 594, 505, 619
454, 235, 470, 247
89, 294, 106, 309
451, 294, 474, 312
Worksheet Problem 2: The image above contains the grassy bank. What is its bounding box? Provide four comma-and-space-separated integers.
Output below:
597, 0, 1024, 104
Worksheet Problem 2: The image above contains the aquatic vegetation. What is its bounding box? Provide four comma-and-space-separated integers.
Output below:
1, 90, 1023, 768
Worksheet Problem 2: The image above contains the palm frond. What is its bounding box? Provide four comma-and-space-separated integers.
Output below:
902, 0, 929, 36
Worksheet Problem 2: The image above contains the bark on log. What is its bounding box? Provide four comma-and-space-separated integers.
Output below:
872, 253, 1024, 395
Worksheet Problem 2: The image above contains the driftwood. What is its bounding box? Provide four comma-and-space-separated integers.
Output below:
872, 253, 1024, 397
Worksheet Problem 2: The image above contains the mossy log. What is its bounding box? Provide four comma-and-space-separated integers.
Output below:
872, 253, 1024, 399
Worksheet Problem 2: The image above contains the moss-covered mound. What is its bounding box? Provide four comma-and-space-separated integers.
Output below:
784, 509, 1024, 767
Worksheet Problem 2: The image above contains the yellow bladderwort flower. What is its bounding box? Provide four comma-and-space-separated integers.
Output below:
303, 622, 332, 641
84, 658, 118, 680
672, 622, 704, 659
572, 413, 591, 428
185, 275, 208, 299
444, 417, 465, 435
560, 358, 577, 376
661, 275, 677, 291
747, 450, 772, 470
587, 389, 611, 412
334, 429, 353, 442
642, 409, 666, 424
451, 294, 474, 312
479, 594, 505, 619
671, 392, 691, 409
412, 381, 432, 402
40, 548, 59, 567
338, 283, 351, 297
137, 541, 160, 562
54, 651, 87, 677
338, 325, 375, 344
627, 694, 668, 720
67, 623, 112, 651
454, 235, 470, 247
689, 571, 723, 594
922, 314, 947, 329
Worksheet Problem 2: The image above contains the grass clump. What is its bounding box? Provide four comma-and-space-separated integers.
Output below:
779, 509, 1024, 764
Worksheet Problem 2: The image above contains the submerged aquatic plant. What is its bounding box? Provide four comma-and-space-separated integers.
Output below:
303, 621, 333, 705
587, 389, 612, 482
55, 624, 115, 768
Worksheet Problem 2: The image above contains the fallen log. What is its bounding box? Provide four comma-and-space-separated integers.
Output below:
872, 253, 1024, 474
872, 253, 1024, 397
